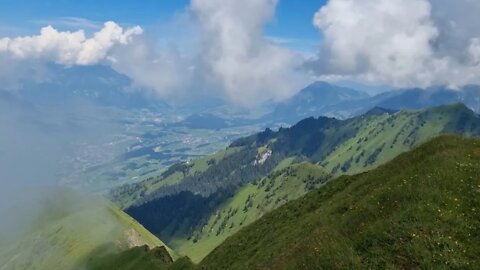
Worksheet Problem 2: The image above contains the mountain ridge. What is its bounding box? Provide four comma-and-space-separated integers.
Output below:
0, 189, 173, 270
112, 103, 480, 262
95, 135, 480, 269
267, 81, 369, 123
195, 135, 480, 269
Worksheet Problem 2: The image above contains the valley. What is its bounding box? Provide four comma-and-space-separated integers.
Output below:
64, 111, 271, 193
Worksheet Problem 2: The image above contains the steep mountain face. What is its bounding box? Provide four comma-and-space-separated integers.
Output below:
0, 189, 172, 270
459, 85, 480, 112
114, 103, 480, 262
195, 136, 480, 269
375, 86, 480, 114
172, 162, 331, 262
267, 81, 369, 123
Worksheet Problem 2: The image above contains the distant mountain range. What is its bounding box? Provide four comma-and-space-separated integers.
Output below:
5, 64, 170, 111
267, 81, 369, 123
4, 64, 480, 129
267, 82, 480, 124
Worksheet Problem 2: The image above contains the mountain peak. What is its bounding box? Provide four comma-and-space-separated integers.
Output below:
301, 81, 362, 95
364, 106, 398, 116
270, 82, 369, 124
428, 102, 475, 114
449, 102, 473, 111
307, 81, 333, 88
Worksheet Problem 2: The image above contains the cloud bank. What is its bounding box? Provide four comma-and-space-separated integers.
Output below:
309, 0, 480, 88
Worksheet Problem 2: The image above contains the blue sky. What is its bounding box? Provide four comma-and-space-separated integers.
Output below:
0, 0, 325, 52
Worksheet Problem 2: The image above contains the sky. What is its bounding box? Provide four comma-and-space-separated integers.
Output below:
1, 0, 480, 107
0, 0, 324, 53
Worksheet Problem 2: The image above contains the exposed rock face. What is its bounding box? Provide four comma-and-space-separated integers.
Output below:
253, 149, 272, 166
124, 228, 151, 249
150, 246, 174, 264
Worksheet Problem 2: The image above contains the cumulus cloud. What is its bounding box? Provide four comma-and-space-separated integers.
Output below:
109, 35, 195, 103
0, 21, 142, 65
469, 38, 480, 64
312, 0, 437, 84
189, 0, 305, 106
107, 0, 306, 107
110, 0, 306, 107
31, 17, 103, 30
308, 0, 480, 88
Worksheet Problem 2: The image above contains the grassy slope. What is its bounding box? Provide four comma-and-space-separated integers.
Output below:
321, 103, 479, 175
0, 191, 171, 270
87, 246, 180, 270
197, 136, 480, 269
172, 162, 330, 262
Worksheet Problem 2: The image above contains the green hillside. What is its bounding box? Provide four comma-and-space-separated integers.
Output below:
111, 146, 242, 209
116, 103, 480, 262
172, 162, 331, 262
91, 135, 480, 269
196, 135, 480, 269
321, 103, 480, 175
86, 246, 179, 270
0, 190, 172, 270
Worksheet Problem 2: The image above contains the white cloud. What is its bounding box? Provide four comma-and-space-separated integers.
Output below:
189, 0, 306, 107
108, 36, 194, 103
30, 17, 103, 30
0, 21, 142, 65
309, 0, 480, 88
468, 38, 480, 64
108, 0, 307, 107
0, 0, 307, 107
